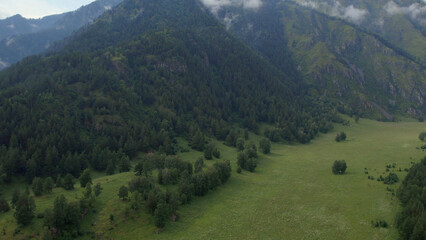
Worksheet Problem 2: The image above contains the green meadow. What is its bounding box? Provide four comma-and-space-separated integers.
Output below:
1, 117, 425, 239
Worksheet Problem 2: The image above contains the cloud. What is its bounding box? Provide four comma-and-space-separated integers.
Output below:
292, 0, 369, 25
384, 1, 426, 26
342, 5, 369, 24
200, 0, 263, 14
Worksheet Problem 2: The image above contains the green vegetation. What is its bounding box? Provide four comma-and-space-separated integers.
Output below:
223, 1, 425, 119
0, 118, 424, 239
335, 132, 347, 142
332, 160, 348, 174
396, 157, 426, 240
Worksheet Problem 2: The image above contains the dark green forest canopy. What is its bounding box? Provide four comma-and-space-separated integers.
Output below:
0, 0, 336, 182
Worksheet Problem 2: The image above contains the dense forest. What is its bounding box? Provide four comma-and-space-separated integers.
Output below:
0, 0, 337, 183
396, 157, 426, 240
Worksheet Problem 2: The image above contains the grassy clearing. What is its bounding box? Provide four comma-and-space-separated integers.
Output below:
1, 117, 425, 239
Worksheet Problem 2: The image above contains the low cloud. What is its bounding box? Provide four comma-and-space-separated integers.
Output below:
293, 0, 369, 25
384, 1, 426, 26
200, 0, 263, 14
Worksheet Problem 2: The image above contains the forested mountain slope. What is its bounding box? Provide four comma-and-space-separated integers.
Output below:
213, 0, 425, 119
0, 0, 335, 183
0, 0, 123, 70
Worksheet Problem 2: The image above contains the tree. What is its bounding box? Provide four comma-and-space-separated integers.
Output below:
203, 143, 213, 160
79, 169, 92, 188
44, 177, 54, 194
106, 160, 115, 175
94, 183, 102, 197
14, 193, 36, 225
32, 177, 44, 196
212, 148, 220, 158
236, 138, 245, 152
332, 160, 347, 175
134, 162, 144, 176
245, 142, 257, 158
246, 158, 257, 172
119, 155, 131, 172
335, 132, 347, 142
130, 191, 142, 210
118, 186, 129, 200
0, 198, 10, 212
84, 183, 93, 199
63, 174, 75, 190
259, 138, 271, 154
11, 190, 20, 209
419, 132, 426, 142
194, 157, 204, 173
154, 201, 170, 228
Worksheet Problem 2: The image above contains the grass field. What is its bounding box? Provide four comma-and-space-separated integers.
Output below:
1, 117, 425, 239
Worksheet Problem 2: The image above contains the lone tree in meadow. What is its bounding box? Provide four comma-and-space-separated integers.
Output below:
332, 160, 347, 175
335, 132, 347, 142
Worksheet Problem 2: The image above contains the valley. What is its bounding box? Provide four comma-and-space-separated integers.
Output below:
1, 117, 424, 239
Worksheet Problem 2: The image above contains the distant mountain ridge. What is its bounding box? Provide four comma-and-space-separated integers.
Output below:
0, 0, 123, 70
212, 0, 425, 118
289, 0, 426, 62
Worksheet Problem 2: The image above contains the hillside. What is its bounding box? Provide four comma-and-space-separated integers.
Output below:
0, 0, 123, 70
290, 0, 426, 62
213, 0, 425, 119
0, 0, 334, 184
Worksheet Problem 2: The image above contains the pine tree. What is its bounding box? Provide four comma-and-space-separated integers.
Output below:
31, 177, 44, 196
118, 186, 129, 200
14, 193, 36, 225
79, 169, 92, 188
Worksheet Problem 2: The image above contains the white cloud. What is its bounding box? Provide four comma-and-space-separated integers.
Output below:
200, 0, 263, 14
342, 5, 368, 24
384, 1, 426, 26
292, 0, 369, 24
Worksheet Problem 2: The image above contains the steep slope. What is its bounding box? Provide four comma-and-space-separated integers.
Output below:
290, 0, 426, 62
0, 0, 123, 70
213, 0, 425, 119
0, 0, 334, 182
0, 14, 64, 41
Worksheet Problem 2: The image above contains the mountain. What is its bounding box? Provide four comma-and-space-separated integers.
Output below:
0, 0, 334, 182
0, 14, 65, 41
289, 0, 426, 62
0, 0, 123, 70
212, 0, 425, 119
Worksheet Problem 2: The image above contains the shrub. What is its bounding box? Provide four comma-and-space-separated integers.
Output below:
259, 138, 271, 154
419, 132, 426, 141
372, 220, 388, 228
383, 173, 399, 185
332, 160, 347, 175
335, 132, 347, 142
0, 198, 10, 212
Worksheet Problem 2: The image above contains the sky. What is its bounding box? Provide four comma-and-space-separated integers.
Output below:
0, 0, 96, 19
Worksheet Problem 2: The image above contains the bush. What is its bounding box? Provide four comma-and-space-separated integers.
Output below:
419, 132, 426, 142
0, 198, 10, 212
383, 173, 399, 185
372, 220, 388, 228
335, 132, 347, 142
332, 160, 347, 175
259, 138, 271, 154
